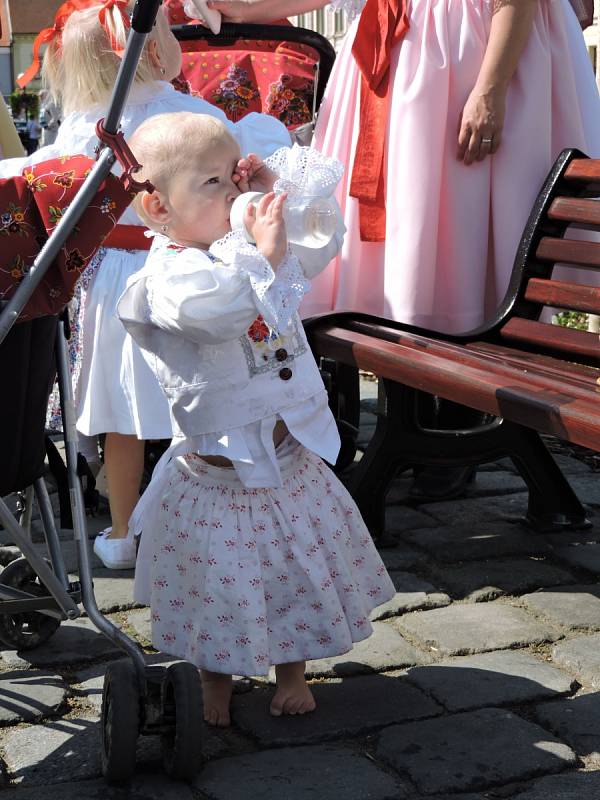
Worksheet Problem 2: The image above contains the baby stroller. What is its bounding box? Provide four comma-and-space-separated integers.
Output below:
0, 1, 337, 785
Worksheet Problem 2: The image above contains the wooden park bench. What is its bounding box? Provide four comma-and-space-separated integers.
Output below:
306, 149, 600, 538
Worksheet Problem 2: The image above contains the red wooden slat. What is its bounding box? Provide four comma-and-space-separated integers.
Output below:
564, 159, 600, 183
311, 326, 600, 450
347, 319, 599, 399
536, 237, 600, 268
524, 278, 600, 314
548, 197, 600, 226
500, 318, 600, 362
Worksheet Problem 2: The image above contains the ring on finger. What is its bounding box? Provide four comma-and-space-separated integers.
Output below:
481, 137, 493, 146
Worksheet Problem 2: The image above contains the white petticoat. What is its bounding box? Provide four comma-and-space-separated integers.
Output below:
75, 247, 173, 438
134, 438, 395, 675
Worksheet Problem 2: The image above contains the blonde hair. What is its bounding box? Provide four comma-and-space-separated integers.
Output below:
129, 112, 239, 228
42, 2, 175, 115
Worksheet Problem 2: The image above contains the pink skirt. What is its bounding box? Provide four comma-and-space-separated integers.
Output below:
306, 0, 600, 333
134, 440, 395, 675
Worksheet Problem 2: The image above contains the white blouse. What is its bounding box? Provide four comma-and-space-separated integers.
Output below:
0, 81, 291, 227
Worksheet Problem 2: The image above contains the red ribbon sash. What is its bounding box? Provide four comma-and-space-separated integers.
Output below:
350, 0, 409, 241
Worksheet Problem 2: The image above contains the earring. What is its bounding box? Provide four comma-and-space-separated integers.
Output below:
161, 223, 168, 233
160, 66, 166, 75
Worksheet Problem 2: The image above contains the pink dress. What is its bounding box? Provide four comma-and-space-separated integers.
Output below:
305, 0, 600, 333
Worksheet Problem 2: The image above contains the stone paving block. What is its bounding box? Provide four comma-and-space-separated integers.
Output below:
8, 776, 194, 800
385, 506, 439, 533
534, 692, 600, 765
401, 522, 550, 563
511, 770, 600, 799
396, 602, 560, 657
521, 585, 600, 630
552, 634, 600, 688
126, 607, 152, 644
76, 568, 138, 614
232, 673, 441, 746
194, 744, 407, 800
376, 707, 576, 795
0, 670, 67, 724
554, 543, 600, 575
0, 617, 124, 669
433, 558, 577, 602
370, 572, 450, 621
566, 476, 600, 507
2, 717, 103, 786
406, 650, 575, 712
386, 472, 525, 506
306, 621, 430, 677
418, 494, 530, 527
379, 544, 426, 572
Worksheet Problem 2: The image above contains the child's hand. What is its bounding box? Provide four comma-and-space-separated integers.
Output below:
233, 153, 277, 194
245, 192, 287, 269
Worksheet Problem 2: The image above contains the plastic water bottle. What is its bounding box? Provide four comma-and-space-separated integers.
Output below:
230, 192, 338, 249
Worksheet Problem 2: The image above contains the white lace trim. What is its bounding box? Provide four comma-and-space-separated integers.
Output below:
210, 230, 308, 332
328, 0, 365, 24
265, 144, 344, 200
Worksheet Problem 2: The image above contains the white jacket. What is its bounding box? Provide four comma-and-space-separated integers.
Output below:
118, 230, 341, 488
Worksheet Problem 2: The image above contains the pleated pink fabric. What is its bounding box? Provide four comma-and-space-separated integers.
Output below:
306, 0, 600, 333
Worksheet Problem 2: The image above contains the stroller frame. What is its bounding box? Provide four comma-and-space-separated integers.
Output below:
0, 0, 204, 782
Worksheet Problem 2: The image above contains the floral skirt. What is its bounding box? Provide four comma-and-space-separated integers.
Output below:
134, 440, 395, 675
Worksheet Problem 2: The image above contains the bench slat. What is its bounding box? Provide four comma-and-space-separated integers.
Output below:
346, 319, 599, 399
536, 236, 600, 268
564, 159, 600, 183
500, 317, 600, 363
524, 277, 600, 314
311, 326, 600, 450
548, 197, 600, 226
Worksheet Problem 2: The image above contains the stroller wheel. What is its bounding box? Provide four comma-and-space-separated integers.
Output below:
101, 660, 140, 783
161, 662, 203, 780
0, 558, 61, 649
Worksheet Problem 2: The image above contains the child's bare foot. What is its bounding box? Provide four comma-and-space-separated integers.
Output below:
200, 670, 233, 727
270, 661, 316, 716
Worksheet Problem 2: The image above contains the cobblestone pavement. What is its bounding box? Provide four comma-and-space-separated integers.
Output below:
2, 384, 600, 798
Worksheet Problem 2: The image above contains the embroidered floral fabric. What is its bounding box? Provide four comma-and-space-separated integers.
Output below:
0, 155, 131, 322
166, 2, 318, 129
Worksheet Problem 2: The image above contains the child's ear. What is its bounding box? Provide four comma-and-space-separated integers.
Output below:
141, 190, 170, 227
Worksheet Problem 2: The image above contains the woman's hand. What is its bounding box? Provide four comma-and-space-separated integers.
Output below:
457, 85, 506, 165
206, 0, 265, 22
233, 153, 277, 194
246, 191, 287, 268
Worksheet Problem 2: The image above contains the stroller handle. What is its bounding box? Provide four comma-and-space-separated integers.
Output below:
131, 0, 164, 34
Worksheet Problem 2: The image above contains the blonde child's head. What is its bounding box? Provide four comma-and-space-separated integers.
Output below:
42, 1, 181, 116
130, 112, 241, 248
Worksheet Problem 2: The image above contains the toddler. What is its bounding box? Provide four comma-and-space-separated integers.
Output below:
118, 112, 395, 725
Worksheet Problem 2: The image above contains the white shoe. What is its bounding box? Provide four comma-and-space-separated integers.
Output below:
93, 527, 136, 570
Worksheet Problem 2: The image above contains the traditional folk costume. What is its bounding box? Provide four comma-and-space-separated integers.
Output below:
304, 0, 600, 333
117, 151, 395, 672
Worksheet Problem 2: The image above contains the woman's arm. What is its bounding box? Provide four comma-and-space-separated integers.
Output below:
206, 0, 328, 23
457, 0, 538, 165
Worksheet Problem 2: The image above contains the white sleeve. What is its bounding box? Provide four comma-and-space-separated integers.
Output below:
231, 112, 291, 159
210, 230, 309, 332
145, 248, 262, 345
265, 144, 346, 279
